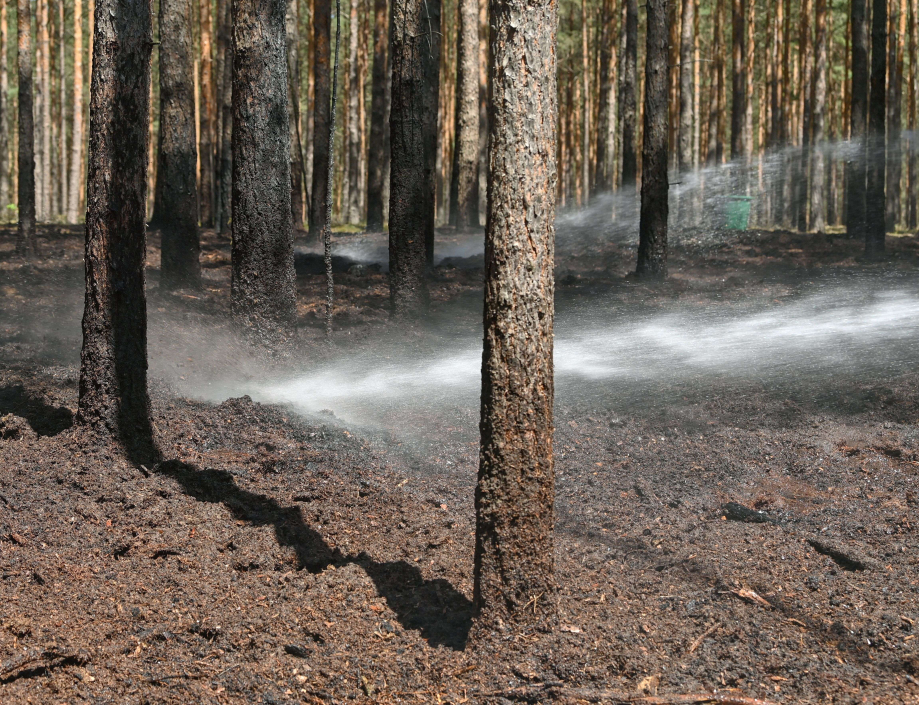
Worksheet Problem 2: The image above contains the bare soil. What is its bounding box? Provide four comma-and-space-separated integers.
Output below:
0, 224, 918, 704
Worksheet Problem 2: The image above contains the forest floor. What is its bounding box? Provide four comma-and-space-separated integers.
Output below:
0, 223, 918, 704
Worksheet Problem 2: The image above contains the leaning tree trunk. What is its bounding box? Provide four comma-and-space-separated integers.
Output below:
636, 0, 669, 279
366, 0, 388, 230
231, 0, 297, 339
847, 0, 869, 240
389, 0, 440, 315
731, 0, 745, 160
810, 0, 828, 232
473, 0, 558, 636
15, 0, 35, 258
865, 0, 887, 255
67, 0, 84, 224
678, 0, 693, 173
619, 0, 638, 187
309, 0, 331, 237
78, 0, 154, 459
448, 0, 480, 229
153, 0, 201, 288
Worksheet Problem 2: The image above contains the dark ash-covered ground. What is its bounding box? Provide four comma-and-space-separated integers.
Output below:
0, 224, 918, 704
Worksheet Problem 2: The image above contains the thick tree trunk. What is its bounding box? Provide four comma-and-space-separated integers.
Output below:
309, 0, 331, 237
216, 0, 233, 234
847, 0, 869, 240
287, 0, 304, 227
865, 0, 887, 255
78, 0, 153, 458
678, 0, 693, 173
594, 0, 615, 194
198, 0, 216, 227
448, 0, 480, 228
153, 0, 201, 288
619, 0, 638, 186
636, 0, 669, 279
706, 0, 723, 166
810, 0, 827, 232
15, 0, 35, 258
346, 0, 361, 224
473, 0, 558, 636
885, 0, 904, 229
0, 2, 9, 209
366, 0, 388, 230
730, 0, 744, 160
388, 0, 440, 314
231, 0, 297, 338
67, 0, 84, 224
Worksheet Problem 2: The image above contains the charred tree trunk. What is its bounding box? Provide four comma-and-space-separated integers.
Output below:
15, 0, 35, 258
78, 0, 153, 458
619, 0, 638, 186
310, 0, 331, 236
153, 0, 201, 288
847, 0, 869, 240
366, 0, 389, 230
885, 0, 904, 229
216, 0, 233, 234
678, 0, 693, 173
636, 0, 669, 279
448, 0, 480, 228
473, 0, 558, 636
388, 0, 440, 314
231, 0, 297, 338
810, 0, 827, 232
865, 0, 887, 255
730, 0, 745, 160
67, 0, 84, 224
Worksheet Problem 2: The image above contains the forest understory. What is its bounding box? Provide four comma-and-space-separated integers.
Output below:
1, 224, 918, 704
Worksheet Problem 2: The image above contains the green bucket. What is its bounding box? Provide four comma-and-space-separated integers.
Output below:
725, 196, 753, 230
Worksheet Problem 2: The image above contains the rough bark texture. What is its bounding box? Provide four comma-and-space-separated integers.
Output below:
636, 0, 669, 279
730, 0, 745, 160
287, 0, 304, 227
473, 0, 558, 636
231, 0, 297, 338
199, 0, 216, 227
0, 3, 7, 209
885, 0, 904, 229
57, 1, 67, 218
448, 0, 480, 228
388, 0, 440, 315
705, 0, 723, 165
678, 0, 693, 173
810, 0, 827, 232
153, 0, 201, 287
346, 0, 362, 224
78, 0, 153, 458
619, 0, 638, 186
770, 0, 784, 147
593, 0, 615, 193
67, 0, 84, 224
366, 0, 389, 230
216, 0, 233, 234
309, 0, 331, 237
795, 0, 812, 232
909, 0, 918, 229
580, 0, 589, 201
847, 0, 869, 240
38, 0, 50, 221
16, 0, 35, 258
865, 0, 887, 255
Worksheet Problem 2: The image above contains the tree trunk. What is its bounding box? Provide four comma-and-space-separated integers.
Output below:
57, 1, 66, 220
770, 0, 784, 146
216, 0, 233, 234
366, 0, 388, 230
580, 0, 590, 201
0, 1, 9, 209
678, 0, 693, 172
448, 0, 480, 227
473, 0, 558, 637
636, 0, 669, 279
810, 0, 827, 231
619, 0, 638, 186
865, 0, 887, 255
389, 0, 439, 314
78, 0, 153, 458
794, 0, 812, 231
908, 0, 917, 229
287, 0, 304, 227
706, 0, 723, 165
594, 0, 615, 194
231, 0, 297, 337
37, 0, 49, 221
15, 0, 35, 257
346, 0, 361, 224
743, 0, 753, 157
885, 0, 904, 229
309, 0, 331, 237
67, 0, 84, 224
847, 0, 869, 240
197, 0, 215, 227
730, 0, 744, 160
153, 0, 201, 288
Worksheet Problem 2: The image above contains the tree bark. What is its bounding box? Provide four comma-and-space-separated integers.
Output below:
678, 0, 693, 173
580, 0, 590, 201
619, 0, 638, 186
37, 0, 50, 221
794, 0, 812, 231
865, 0, 887, 255
636, 0, 669, 279
309, 0, 331, 237
68, 0, 84, 224
57, 0, 67, 219
706, 0, 723, 166
78, 0, 154, 458
366, 0, 388, 230
231, 0, 297, 338
770, 0, 784, 147
810, 0, 827, 232
198, 0, 216, 227
153, 0, 201, 287
388, 0, 440, 314
908, 0, 917, 229
287, 0, 304, 227
448, 0, 480, 227
885, 0, 905, 229
0, 1, 9, 209
846, 0, 869, 240
593, 0, 615, 194
743, 0, 753, 157
216, 0, 233, 234
730, 0, 744, 160
15, 0, 35, 258
346, 0, 362, 224
473, 0, 558, 636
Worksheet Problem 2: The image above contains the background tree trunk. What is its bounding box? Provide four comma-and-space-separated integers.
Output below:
16, 0, 35, 257
885, 0, 904, 229
198, 0, 216, 227
366, 0, 388, 230
310, 0, 331, 237
78, 0, 154, 458
794, 0, 812, 231
473, 0, 558, 636
448, 0, 480, 228
636, 0, 669, 279
216, 0, 233, 234
810, 0, 827, 231
0, 2, 9, 209
346, 0, 362, 224
231, 0, 297, 338
865, 0, 887, 255
593, 0, 615, 194
67, 0, 84, 224
908, 0, 917, 229
678, 0, 693, 173
847, 0, 869, 240
287, 0, 304, 227
580, 0, 590, 201
153, 0, 201, 288
57, 1, 66, 220
731, 0, 745, 160
706, 0, 723, 165
619, 0, 638, 186
38, 0, 50, 221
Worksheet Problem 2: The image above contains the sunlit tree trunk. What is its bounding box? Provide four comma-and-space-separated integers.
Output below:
286, 0, 304, 227
15, 0, 35, 257
449, 0, 480, 227
847, 0, 869, 240
706, 0, 723, 166
810, 0, 827, 231
309, 0, 330, 237
67, 0, 84, 224
731, 0, 745, 160
580, 0, 590, 202
366, 0, 388, 230
0, 2, 9, 209
908, 0, 918, 229
678, 0, 693, 173
36, 0, 50, 221
885, 0, 905, 229
865, 0, 887, 255
794, 0, 811, 231
346, 0, 362, 223
619, 0, 638, 186
216, 0, 233, 233
594, 0, 615, 193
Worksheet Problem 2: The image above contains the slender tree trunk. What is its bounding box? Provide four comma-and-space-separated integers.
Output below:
357, 1, 369, 216
794, 0, 812, 231
706, 0, 723, 165
448, 0, 480, 227
743, 0, 753, 157
346, 0, 361, 223
286, 0, 304, 227
908, 0, 917, 229
309, 0, 331, 237
770, 0, 784, 147
473, 0, 558, 637
153, 0, 201, 287
580, 0, 590, 201
67, 0, 84, 224
636, 0, 669, 278
36, 0, 49, 221
231, 0, 297, 337
594, 0, 615, 193
810, 0, 827, 231
865, 0, 887, 254
57, 1, 66, 219
678, 0, 693, 172
216, 0, 233, 234
731, 0, 745, 160
885, 0, 904, 229
366, 0, 388, 230
619, 0, 638, 186
847, 0, 869, 240
78, 0, 153, 458
0, 2, 9, 209
15, 0, 35, 257
198, 0, 215, 227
